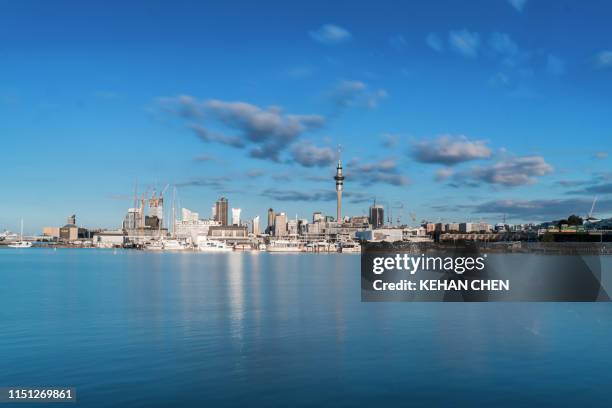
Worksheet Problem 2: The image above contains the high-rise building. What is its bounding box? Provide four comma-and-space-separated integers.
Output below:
274, 212, 287, 237
149, 196, 163, 221
369, 204, 385, 229
231, 208, 241, 226
214, 197, 229, 226
334, 156, 345, 223
181, 208, 199, 222
313, 212, 323, 223
267, 208, 275, 234
67, 214, 76, 225
287, 218, 298, 236
252, 216, 260, 236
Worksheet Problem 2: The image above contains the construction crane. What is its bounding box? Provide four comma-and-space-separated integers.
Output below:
392, 202, 404, 226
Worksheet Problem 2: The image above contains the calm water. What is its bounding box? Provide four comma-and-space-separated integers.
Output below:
1, 249, 612, 407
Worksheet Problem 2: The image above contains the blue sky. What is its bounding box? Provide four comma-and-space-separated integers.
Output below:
1, 0, 611, 233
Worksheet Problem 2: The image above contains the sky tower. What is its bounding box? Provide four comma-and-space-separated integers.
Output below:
334, 146, 345, 223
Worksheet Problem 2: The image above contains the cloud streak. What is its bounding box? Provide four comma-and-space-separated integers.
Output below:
310, 24, 351, 45
412, 135, 492, 165
449, 29, 480, 58
347, 158, 410, 187
458, 156, 553, 187
159, 95, 325, 162
290, 142, 336, 167
262, 188, 371, 204
329, 80, 387, 110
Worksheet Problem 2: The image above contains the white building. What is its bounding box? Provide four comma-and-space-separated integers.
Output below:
94, 230, 126, 248
175, 208, 220, 241
252, 216, 260, 236
181, 208, 199, 222
232, 208, 241, 226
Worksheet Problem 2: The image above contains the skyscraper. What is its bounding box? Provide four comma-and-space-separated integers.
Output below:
215, 197, 229, 226
334, 155, 344, 223
267, 208, 275, 234
231, 208, 241, 226
369, 204, 384, 229
252, 216, 260, 236
274, 212, 287, 237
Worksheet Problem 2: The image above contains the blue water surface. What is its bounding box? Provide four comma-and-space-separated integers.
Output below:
1, 249, 611, 407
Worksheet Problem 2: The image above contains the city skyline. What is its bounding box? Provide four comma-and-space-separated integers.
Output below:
2, 0, 612, 233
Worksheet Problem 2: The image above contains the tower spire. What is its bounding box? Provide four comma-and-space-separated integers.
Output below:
334, 145, 345, 223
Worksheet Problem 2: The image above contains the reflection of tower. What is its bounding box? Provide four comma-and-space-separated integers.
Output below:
334, 147, 345, 223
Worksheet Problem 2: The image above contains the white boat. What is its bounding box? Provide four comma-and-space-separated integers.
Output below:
143, 241, 163, 251
267, 239, 304, 252
162, 239, 188, 251
339, 241, 361, 253
198, 239, 233, 252
305, 241, 335, 252
8, 241, 32, 248
0, 230, 18, 242
7, 219, 32, 248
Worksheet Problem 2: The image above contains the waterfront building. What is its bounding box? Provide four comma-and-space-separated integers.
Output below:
93, 230, 126, 248
181, 208, 199, 222
174, 211, 220, 241
252, 216, 260, 236
215, 197, 229, 226
274, 213, 288, 237
207, 225, 249, 245
42, 227, 60, 238
231, 208, 241, 226
59, 215, 89, 241
287, 218, 298, 236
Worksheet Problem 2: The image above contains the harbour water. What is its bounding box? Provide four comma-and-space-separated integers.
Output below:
1, 249, 612, 407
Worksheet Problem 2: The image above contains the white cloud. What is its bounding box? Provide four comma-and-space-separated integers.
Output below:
595, 50, 612, 69
159, 95, 325, 162
290, 142, 336, 167
464, 155, 553, 187
330, 80, 387, 109
426, 33, 444, 52
347, 158, 410, 186
412, 135, 492, 165
593, 151, 609, 160
508, 0, 527, 12
310, 24, 351, 45
449, 29, 480, 58
435, 168, 454, 182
